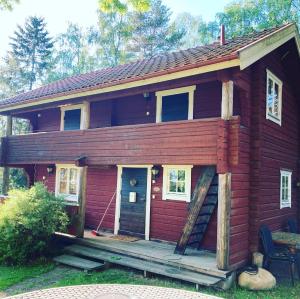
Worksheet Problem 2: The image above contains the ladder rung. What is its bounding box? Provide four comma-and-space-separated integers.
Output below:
187, 240, 200, 246
190, 231, 204, 237
197, 212, 212, 217
195, 221, 209, 226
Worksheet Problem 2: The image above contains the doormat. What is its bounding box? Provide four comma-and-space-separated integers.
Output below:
110, 235, 140, 242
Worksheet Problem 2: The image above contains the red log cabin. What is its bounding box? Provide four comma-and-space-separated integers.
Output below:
0, 23, 299, 284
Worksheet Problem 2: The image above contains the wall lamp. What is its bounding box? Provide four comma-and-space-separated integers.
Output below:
151, 166, 160, 179
46, 165, 55, 175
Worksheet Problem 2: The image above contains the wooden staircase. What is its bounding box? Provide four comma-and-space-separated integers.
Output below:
174, 166, 217, 255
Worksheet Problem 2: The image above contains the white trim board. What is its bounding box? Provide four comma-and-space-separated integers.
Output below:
239, 23, 300, 70
114, 165, 153, 240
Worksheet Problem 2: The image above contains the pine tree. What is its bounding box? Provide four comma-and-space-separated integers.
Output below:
10, 16, 53, 90
127, 0, 184, 59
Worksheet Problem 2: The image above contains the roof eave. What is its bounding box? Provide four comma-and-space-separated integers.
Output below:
0, 55, 240, 113
238, 23, 300, 70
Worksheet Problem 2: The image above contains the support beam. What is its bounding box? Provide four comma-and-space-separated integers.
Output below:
77, 166, 88, 238
2, 116, 12, 195
221, 81, 233, 120
217, 173, 231, 270
216, 81, 234, 270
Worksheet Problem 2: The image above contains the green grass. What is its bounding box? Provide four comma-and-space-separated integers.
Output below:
51, 267, 300, 299
0, 262, 54, 291
1, 263, 300, 298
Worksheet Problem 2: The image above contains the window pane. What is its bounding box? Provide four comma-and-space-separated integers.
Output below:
178, 170, 185, 181
64, 109, 81, 131
169, 181, 177, 192
274, 83, 279, 116
177, 182, 185, 193
169, 169, 177, 181
59, 168, 68, 194
69, 168, 78, 195
162, 93, 189, 122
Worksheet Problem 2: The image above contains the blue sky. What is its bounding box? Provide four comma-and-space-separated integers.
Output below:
0, 0, 231, 56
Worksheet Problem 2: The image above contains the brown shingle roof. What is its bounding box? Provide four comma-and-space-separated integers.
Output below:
0, 24, 292, 109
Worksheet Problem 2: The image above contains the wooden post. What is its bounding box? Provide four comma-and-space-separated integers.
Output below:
77, 166, 88, 238
221, 81, 233, 120
216, 80, 233, 270
217, 173, 231, 270
2, 116, 12, 195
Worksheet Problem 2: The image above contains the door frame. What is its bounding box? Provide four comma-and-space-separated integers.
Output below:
114, 165, 153, 240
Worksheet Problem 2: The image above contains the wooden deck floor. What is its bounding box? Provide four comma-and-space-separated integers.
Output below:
75, 230, 228, 279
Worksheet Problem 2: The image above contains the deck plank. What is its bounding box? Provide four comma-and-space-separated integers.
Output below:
53, 254, 105, 271
65, 245, 221, 286
76, 236, 228, 278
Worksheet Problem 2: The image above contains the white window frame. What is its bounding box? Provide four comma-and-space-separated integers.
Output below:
155, 86, 196, 123
280, 170, 292, 209
55, 164, 80, 204
162, 165, 193, 202
60, 102, 90, 131
266, 69, 282, 126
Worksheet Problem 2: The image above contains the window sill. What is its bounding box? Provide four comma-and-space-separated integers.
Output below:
63, 200, 80, 207
266, 114, 281, 126
163, 195, 190, 202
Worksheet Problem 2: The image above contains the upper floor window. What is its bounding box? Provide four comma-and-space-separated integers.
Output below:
280, 170, 292, 209
155, 86, 196, 123
55, 164, 80, 203
162, 165, 192, 202
60, 103, 90, 131
266, 70, 282, 125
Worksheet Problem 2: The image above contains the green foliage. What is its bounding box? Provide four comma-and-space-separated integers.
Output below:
0, 262, 54, 291
99, 0, 150, 13
46, 23, 100, 82
9, 168, 28, 190
0, 0, 19, 11
10, 16, 54, 90
174, 13, 219, 48
217, 0, 300, 38
128, 0, 184, 59
93, 9, 133, 67
0, 183, 69, 265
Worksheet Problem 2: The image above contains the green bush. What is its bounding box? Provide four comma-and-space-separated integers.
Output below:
0, 183, 69, 265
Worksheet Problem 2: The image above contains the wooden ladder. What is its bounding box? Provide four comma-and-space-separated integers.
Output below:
174, 166, 217, 255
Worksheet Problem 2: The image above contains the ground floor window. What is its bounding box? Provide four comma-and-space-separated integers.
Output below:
55, 164, 80, 203
280, 170, 292, 209
162, 165, 192, 202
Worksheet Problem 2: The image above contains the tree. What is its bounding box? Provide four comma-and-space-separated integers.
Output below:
0, 0, 19, 10
93, 9, 133, 67
127, 0, 185, 59
46, 24, 100, 82
174, 13, 219, 48
10, 16, 54, 90
217, 0, 300, 38
99, 0, 150, 13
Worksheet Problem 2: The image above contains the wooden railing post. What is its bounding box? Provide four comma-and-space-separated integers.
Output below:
2, 116, 12, 195
77, 166, 88, 238
216, 80, 233, 270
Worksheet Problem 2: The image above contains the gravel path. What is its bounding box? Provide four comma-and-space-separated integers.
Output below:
3, 266, 80, 297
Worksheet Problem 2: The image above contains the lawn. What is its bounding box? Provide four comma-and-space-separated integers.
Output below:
0, 262, 54, 291
1, 262, 300, 299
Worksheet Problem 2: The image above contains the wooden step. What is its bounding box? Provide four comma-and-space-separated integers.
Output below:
65, 244, 221, 286
53, 254, 105, 271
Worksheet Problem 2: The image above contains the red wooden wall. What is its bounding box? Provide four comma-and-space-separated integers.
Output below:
248, 43, 300, 253
32, 81, 225, 133
35, 164, 217, 250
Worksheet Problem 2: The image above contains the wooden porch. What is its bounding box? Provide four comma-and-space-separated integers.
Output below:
56, 230, 233, 288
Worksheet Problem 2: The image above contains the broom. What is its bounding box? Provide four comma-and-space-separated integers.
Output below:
91, 189, 117, 236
